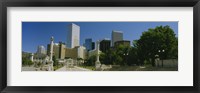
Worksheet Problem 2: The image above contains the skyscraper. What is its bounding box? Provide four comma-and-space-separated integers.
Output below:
100, 39, 111, 53
67, 23, 80, 48
112, 31, 123, 46
84, 38, 92, 51
92, 42, 95, 50
37, 45, 46, 54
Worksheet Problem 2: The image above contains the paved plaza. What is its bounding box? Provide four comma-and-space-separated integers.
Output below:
56, 66, 91, 71
22, 66, 36, 71
22, 65, 91, 71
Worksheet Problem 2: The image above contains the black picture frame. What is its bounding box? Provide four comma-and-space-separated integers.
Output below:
0, 0, 200, 93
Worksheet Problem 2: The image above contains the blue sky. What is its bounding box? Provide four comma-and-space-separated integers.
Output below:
22, 22, 178, 53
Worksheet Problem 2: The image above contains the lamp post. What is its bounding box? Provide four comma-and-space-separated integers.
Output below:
158, 49, 165, 67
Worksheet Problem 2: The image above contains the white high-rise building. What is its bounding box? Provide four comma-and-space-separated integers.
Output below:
111, 30, 123, 46
67, 23, 80, 48
37, 45, 46, 54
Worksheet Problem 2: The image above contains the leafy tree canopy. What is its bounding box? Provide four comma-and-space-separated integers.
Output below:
136, 25, 178, 66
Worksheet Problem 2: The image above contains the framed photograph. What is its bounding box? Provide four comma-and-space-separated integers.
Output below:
0, 0, 200, 93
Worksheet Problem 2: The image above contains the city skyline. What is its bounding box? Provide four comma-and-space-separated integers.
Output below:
22, 22, 178, 53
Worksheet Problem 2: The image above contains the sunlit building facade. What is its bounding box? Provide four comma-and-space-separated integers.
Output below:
112, 31, 123, 46
67, 23, 80, 48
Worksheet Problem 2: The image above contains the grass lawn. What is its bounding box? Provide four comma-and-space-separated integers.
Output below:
108, 65, 178, 71
54, 64, 64, 71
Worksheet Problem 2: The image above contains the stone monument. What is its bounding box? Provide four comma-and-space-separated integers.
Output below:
50, 36, 54, 62
95, 40, 101, 70
47, 36, 54, 71
30, 53, 34, 62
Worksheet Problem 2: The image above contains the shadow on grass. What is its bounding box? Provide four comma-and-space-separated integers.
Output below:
107, 65, 178, 71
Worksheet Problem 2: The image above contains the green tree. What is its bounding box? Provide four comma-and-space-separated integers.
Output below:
100, 45, 132, 66
100, 50, 113, 65
127, 47, 139, 66
53, 55, 58, 66
22, 57, 33, 66
136, 25, 178, 66
77, 58, 83, 61
84, 55, 96, 66
115, 45, 130, 66
22, 52, 33, 66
